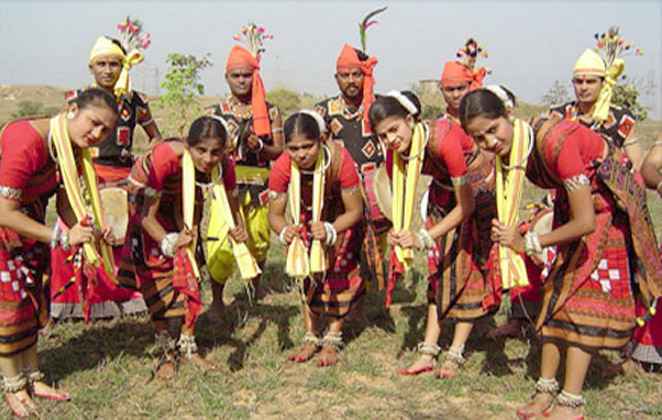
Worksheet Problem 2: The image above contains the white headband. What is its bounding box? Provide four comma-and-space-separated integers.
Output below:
386, 90, 418, 115
209, 114, 231, 135
484, 84, 515, 110
299, 109, 327, 134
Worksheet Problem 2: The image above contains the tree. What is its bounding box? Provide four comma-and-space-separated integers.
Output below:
266, 87, 301, 118
541, 80, 571, 107
157, 53, 212, 136
611, 74, 656, 121
12, 100, 59, 119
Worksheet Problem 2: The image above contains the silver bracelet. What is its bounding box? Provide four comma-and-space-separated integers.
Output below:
324, 222, 337, 247
524, 231, 542, 257
160, 233, 179, 258
255, 138, 264, 152
278, 226, 289, 245
416, 229, 435, 250
60, 230, 70, 251
50, 224, 60, 249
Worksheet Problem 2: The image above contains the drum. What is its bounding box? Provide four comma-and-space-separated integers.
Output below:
522, 205, 555, 267
99, 187, 129, 246
373, 164, 432, 231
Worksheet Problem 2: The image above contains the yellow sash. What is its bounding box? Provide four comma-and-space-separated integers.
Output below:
392, 122, 426, 269
49, 114, 115, 278
591, 58, 624, 123
496, 118, 531, 288
114, 50, 144, 99
286, 149, 326, 277
181, 150, 200, 278
209, 164, 261, 280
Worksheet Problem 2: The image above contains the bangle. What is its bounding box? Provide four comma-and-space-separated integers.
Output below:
160, 233, 179, 258
278, 226, 289, 245
256, 138, 264, 152
416, 229, 435, 250
524, 231, 542, 256
60, 230, 70, 251
324, 222, 337, 247
50, 224, 59, 249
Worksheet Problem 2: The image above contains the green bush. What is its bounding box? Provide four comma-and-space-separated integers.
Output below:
12, 100, 60, 118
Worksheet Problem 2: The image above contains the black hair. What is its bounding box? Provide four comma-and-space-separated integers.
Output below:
368, 90, 422, 128
187, 116, 228, 147
283, 112, 323, 144
70, 87, 118, 115
459, 89, 507, 131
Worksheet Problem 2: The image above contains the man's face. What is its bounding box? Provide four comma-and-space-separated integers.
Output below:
89, 55, 123, 90
226, 66, 254, 97
440, 82, 470, 112
572, 75, 603, 104
335, 67, 364, 100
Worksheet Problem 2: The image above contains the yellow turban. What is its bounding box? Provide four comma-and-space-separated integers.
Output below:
573, 49, 606, 78
89, 36, 125, 64
88, 36, 143, 98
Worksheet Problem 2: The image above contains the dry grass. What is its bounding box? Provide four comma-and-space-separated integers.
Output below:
0, 86, 660, 419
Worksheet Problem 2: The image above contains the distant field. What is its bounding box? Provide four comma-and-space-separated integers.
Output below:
0, 85, 660, 419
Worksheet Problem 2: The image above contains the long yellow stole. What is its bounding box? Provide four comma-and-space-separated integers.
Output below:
392, 122, 426, 269
286, 149, 326, 277
209, 164, 261, 280
495, 118, 531, 289
181, 150, 201, 278
592, 59, 624, 123
49, 115, 115, 278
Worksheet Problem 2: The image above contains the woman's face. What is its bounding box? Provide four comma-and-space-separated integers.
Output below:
67, 103, 117, 148
286, 134, 321, 170
189, 137, 226, 174
464, 115, 514, 158
374, 115, 414, 155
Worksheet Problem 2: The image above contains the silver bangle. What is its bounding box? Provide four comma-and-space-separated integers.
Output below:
50, 224, 60, 249
278, 226, 289, 245
160, 233, 179, 258
256, 138, 264, 152
416, 228, 435, 250
524, 231, 542, 257
60, 230, 70, 251
324, 222, 337, 247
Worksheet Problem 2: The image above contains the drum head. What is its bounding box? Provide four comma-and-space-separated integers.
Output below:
529, 209, 553, 264
100, 187, 128, 244
373, 165, 431, 230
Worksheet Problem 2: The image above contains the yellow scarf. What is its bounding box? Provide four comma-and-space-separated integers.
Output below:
591, 58, 624, 123
495, 118, 531, 289
392, 122, 426, 269
181, 150, 201, 278
49, 114, 115, 277
209, 164, 261, 280
114, 50, 144, 99
286, 148, 326, 277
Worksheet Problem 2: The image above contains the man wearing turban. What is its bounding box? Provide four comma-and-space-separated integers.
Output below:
314, 44, 388, 294
205, 45, 283, 316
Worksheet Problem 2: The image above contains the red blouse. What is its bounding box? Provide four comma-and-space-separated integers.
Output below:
0, 120, 58, 203
268, 146, 360, 195
541, 121, 605, 181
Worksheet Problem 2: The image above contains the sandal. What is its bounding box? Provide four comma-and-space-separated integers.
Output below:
288, 332, 321, 363
542, 390, 585, 420
398, 342, 439, 376
27, 370, 70, 401
318, 331, 343, 367
3, 373, 34, 418
516, 377, 558, 419
437, 346, 465, 379
178, 334, 218, 371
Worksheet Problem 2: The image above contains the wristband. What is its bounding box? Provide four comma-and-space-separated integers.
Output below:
524, 231, 542, 256
278, 226, 289, 245
323, 222, 337, 247
160, 233, 180, 258
416, 229, 435, 250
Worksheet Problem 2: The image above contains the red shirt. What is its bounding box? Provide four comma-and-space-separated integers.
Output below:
0, 120, 58, 203
542, 121, 605, 181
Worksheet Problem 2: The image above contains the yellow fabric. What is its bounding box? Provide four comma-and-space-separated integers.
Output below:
181, 150, 200, 278
495, 119, 531, 289
208, 165, 261, 280
286, 149, 326, 278
591, 58, 624, 123
392, 122, 426, 269
49, 114, 115, 278
114, 50, 144, 99
207, 197, 270, 284
573, 49, 606, 78
88, 36, 125, 64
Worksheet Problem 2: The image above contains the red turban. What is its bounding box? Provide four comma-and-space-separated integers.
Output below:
336, 44, 378, 134
225, 45, 271, 137
440, 61, 486, 91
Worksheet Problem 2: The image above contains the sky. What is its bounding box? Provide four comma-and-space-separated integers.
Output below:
1, 0, 660, 116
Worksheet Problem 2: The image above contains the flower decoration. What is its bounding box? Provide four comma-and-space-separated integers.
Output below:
593, 26, 642, 66
358, 6, 387, 53
116, 16, 151, 52
232, 23, 273, 58
456, 38, 488, 62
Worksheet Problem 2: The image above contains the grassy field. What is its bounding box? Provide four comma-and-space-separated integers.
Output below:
0, 85, 660, 419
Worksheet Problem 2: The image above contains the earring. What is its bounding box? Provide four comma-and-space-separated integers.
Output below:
67, 112, 75, 120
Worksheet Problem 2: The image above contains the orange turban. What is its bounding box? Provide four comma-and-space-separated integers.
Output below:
440, 61, 486, 91
336, 44, 378, 133
225, 45, 271, 137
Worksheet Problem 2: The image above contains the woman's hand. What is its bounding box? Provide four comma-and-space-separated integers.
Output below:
280, 225, 300, 245
69, 219, 94, 247
491, 219, 525, 254
99, 226, 119, 246
229, 226, 249, 243
310, 221, 327, 242
246, 133, 262, 151
387, 229, 422, 250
